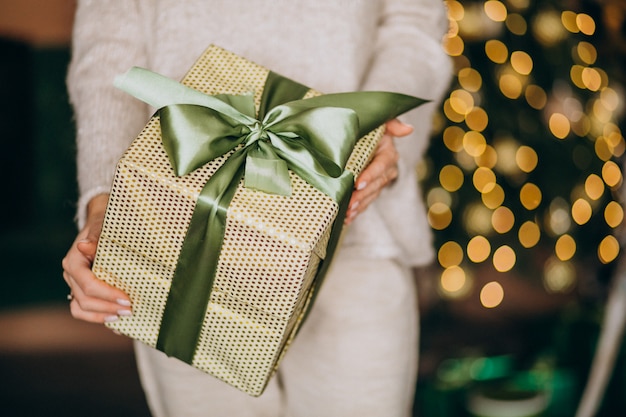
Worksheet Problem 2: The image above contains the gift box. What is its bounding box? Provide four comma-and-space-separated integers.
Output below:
92, 45, 424, 396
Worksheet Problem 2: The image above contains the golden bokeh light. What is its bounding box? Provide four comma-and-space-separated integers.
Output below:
440, 266, 467, 293
463, 131, 488, 157
555, 234, 576, 261
446, 0, 464, 22
570, 65, 585, 89
594, 137, 614, 162
520, 183, 542, 210
602, 160, 622, 188
493, 245, 516, 272
571, 198, 592, 225
518, 221, 541, 248
480, 281, 504, 308
458, 67, 483, 92
448, 18, 460, 37
473, 167, 497, 193
444, 34, 465, 56
582, 67, 602, 91
584, 173, 604, 200
467, 235, 491, 263
576, 41, 597, 65
475, 145, 498, 169
443, 99, 466, 123
548, 113, 571, 139
485, 39, 509, 64
428, 202, 453, 230
492, 206, 515, 234
561, 11, 579, 33
510, 51, 533, 75
484, 1, 507, 22
598, 235, 619, 264
506, 13, 527, 35
499, 73, 523, 99
516, 145, 538, 173
450, 89, 475, 115
465, 107, 489, 132
605, 129, 626, 158
443, 126, 465, 152
439, 164, 465, 192
525, 84, 547, 109
604, 201, 624, 228
543, 257, 576, 293
482, 183, 506, 209
576, 13, 596, 35
438, 241, 464, 268
433, 2, 618, 298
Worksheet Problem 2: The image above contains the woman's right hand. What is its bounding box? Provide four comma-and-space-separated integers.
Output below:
61, 194, 132, 324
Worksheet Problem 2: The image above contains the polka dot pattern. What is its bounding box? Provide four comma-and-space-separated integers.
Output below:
92, 45, 383, 396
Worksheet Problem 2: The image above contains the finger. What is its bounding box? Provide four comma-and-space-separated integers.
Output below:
66, 272, 132, 323
76, 239, 98, 262
385, 118, 414, 137
354, 136, 398, 190
69, 300, 123, 324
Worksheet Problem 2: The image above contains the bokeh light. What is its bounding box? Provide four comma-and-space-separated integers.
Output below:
480, 281, 504, 308
424, 1, 621, 316
467, 235, 491, 263
493, 245, 516, 272
438, 241, 465, 268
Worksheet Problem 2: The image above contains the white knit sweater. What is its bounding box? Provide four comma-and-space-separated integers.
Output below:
68, 0, 452, 267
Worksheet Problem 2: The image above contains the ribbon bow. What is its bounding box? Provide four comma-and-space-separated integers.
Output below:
115, 66, 426, 363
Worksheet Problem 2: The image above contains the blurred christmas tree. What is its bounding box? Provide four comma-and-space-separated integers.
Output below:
422, 0, 625, 310
416, 1, 626, 415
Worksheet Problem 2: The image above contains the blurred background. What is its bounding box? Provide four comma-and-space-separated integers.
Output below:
0, 0, 624, 416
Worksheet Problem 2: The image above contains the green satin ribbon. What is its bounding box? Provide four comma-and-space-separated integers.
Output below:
114, 66, 426, 363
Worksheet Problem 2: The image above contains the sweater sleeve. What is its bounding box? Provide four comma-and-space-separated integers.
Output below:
358, 0, 452, 265
67, 0, 151, 228
361, 0, 451, 165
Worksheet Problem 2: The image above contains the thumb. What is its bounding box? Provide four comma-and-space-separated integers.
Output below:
385, 119, 414, 138
76, 238, 98, 261
76, 222, 102, 261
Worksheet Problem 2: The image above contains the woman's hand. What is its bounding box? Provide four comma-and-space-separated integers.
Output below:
345, 119, 413, 225
61, 194, 132, 324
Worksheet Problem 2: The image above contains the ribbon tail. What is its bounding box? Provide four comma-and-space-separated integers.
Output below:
156, 149, 247, 362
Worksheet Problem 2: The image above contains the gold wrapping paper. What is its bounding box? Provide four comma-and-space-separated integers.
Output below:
92, 45, 383, 396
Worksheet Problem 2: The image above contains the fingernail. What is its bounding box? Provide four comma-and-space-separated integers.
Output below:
104, 315, 119, 323
356, 181, 367, 191
117, 298, 131, 307
117, 309, 132, 317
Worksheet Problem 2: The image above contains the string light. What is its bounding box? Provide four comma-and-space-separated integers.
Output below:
428, 1, 623, 310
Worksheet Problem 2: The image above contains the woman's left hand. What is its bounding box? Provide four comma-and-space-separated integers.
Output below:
345, 118, 414, 225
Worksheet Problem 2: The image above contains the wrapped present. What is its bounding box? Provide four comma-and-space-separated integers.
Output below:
92, 45, 425, 396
